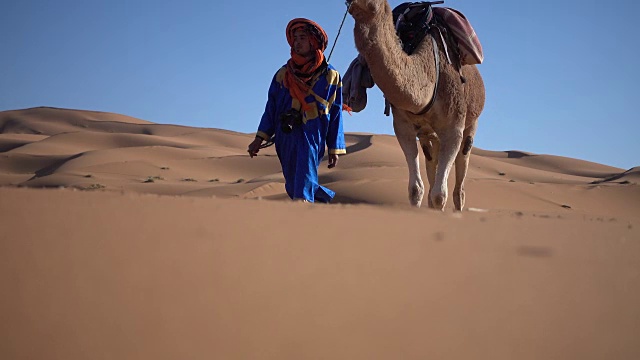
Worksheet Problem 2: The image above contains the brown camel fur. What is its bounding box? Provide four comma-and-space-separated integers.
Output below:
348, 0, 486, 211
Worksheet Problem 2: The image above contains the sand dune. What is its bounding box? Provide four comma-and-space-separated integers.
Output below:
1, 107, 639, 359
1, 107, 635, 209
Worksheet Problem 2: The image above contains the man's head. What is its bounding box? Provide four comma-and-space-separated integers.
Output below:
286, 19, 328, 59
292, 28, 313, 58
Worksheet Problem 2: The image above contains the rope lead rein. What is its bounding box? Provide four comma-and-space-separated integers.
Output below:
327, 1, 352, 63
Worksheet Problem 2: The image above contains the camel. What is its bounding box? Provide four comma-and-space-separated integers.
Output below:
347, 0, 485, 211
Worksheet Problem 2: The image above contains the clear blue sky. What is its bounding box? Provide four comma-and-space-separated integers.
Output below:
2, 0, 638, 169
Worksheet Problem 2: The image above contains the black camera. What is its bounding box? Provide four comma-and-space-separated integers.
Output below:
279, 109, 303, 134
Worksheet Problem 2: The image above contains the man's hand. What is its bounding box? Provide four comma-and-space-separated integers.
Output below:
247, 137, 263, 158
328, 154, 339, 168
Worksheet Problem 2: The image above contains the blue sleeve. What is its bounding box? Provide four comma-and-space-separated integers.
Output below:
327, 76, 347, 154
256, 73, 279, 141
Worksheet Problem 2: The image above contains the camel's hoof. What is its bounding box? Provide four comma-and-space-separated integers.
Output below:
409, 186, 424, 207
454, 194, 464, 211
432, 193, 446, 211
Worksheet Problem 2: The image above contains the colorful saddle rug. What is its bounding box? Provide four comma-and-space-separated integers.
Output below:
393, 2, 483, 65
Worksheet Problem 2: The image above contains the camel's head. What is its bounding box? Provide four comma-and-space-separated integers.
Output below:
347, 0, 385, 22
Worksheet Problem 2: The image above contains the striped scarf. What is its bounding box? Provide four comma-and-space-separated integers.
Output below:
284, 19, 328, 111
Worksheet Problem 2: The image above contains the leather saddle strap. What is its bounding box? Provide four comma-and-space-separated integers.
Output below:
413, 34, 440, 116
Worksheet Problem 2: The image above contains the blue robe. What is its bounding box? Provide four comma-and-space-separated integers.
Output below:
256, 64, 346, 203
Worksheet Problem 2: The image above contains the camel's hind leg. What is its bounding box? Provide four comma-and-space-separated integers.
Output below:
453, 123, 478, 211
418, 132, 439, 208
393, 115, 424, 207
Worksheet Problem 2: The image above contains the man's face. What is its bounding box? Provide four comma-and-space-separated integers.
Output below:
293, 29, 313, 58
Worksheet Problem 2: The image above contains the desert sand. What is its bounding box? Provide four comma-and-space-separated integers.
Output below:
1, 107, 639, 359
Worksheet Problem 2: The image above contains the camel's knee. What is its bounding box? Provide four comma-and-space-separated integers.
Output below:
421, 143, 432, 162
462, 135, 473, 156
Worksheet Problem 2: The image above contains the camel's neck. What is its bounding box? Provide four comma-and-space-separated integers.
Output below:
353, 2, 436, 112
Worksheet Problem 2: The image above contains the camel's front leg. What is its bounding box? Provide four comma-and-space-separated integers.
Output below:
431, 126, 463, 211
419, 132, 439, 209
393, 115, 424, 207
